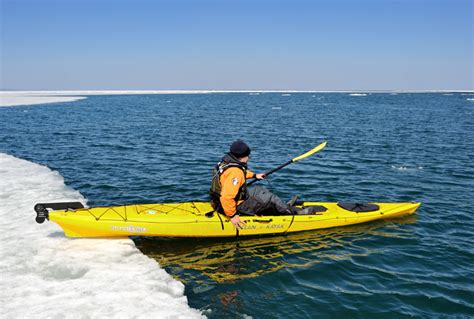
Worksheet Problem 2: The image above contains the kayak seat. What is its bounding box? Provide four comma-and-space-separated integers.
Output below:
305, 205, 328, 213
338, 202, 380, 212
296, 205, 328, 215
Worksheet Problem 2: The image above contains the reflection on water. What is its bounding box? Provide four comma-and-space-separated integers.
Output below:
134, 216, 416, 284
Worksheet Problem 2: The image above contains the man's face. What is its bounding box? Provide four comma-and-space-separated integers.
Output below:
240, 156, 250, 163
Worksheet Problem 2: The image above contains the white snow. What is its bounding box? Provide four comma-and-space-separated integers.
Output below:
0, 95, 87, 106
0, 153, 204, 318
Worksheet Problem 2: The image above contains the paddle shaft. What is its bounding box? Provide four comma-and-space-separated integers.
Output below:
247, 159, 292, 186
246, 141, 327, 186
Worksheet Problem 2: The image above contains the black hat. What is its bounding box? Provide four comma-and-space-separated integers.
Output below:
230, 140, 251, 158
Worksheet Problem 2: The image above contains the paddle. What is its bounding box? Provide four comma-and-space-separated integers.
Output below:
248, 141, 327, 186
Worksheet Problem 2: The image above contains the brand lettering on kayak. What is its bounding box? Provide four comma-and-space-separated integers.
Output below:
266, 224, 284, 229
240, 224, 284, 230
111, 225, 147, 233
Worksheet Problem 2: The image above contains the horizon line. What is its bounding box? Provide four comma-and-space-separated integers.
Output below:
1, 89, 473, 95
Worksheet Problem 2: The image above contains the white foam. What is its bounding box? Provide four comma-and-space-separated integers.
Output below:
349, 93, 367, 96
0, 153, 203, 318
466, 98, 474, 101
391, 165, 423, 171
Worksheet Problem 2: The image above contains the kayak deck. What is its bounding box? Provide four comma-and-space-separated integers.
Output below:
36, 201, 421, 238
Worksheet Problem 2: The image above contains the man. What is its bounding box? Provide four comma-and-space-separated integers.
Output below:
210, 140, 316, 230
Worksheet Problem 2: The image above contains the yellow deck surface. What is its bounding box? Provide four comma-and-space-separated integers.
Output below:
48, 202, 420, 238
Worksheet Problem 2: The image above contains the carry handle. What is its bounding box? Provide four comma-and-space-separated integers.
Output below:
253, 218, 273, 223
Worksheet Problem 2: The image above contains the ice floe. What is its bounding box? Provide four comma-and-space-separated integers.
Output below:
0, 153, 203, 318
0, 94, 86, 107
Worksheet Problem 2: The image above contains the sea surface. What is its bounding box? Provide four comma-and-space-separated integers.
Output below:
1, 92, 473, 318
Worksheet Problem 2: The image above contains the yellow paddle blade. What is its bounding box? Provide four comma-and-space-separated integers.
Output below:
292, 141, 327, 162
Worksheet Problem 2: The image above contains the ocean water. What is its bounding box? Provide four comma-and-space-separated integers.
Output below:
1, 93, 473, 318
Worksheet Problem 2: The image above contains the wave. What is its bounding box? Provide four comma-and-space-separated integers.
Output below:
391, 165, 424, 172
0, 153, 203, 318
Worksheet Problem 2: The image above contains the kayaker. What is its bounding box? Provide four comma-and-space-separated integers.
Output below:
210, 140, 316, 230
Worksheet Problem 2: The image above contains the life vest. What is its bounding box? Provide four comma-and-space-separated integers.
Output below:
209, 153, 249, 212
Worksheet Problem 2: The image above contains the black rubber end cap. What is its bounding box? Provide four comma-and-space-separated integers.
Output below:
35, 216, 45, 224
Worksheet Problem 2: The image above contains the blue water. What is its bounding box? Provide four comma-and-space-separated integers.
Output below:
1, 93, 473, 318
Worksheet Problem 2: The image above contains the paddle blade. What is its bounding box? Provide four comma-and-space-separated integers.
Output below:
292, 141, 327, 162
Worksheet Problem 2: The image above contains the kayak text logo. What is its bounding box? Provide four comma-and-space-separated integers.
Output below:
111, 225, 147, 233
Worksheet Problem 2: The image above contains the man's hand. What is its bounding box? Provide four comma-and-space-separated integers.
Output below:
230, 215, 246, 230
255, 173, 266, 180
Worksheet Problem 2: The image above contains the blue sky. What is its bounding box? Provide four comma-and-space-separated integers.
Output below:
1, 0, 472, 90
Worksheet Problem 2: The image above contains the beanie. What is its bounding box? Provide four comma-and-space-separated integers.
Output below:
230, 140, 251, 158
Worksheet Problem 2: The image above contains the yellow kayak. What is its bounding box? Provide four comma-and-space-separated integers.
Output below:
34, 201, 420, 238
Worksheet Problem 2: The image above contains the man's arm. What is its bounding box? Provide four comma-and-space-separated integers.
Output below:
246, 169, 265, 180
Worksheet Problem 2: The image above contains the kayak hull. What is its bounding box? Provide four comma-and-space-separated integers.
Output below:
43, 201, 421, 238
